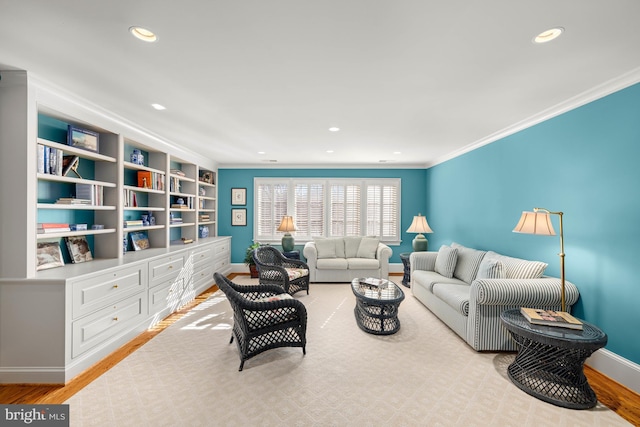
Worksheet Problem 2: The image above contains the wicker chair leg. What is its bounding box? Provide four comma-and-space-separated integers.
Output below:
229, 335, 234, 344
239, 360, 245, 372
302, 346, 306, 355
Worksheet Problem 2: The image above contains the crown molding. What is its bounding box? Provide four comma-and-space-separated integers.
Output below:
425, 67, 640, 169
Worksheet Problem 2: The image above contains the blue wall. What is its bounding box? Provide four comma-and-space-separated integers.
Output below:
218, 168, 427, 265
426, 82, 640, 364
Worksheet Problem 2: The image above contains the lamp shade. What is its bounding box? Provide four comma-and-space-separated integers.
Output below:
406, 214, 434, 234
512, 211, 555, 235
277, 216, 297, 233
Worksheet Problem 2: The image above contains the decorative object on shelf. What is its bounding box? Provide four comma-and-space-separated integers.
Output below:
199, 186, 206, 196
62, 155, 81, 178
513, 207, 568, 312
130, 149, 144, 165
200, 171, 214, 184
148, 212, 155, 226
244, 242, 261, 278
67, 125, 99, 153
141, 214, 150, 226
65, 236, 93, 264
199, 225, 209, 238
277, 215, 297, 252
176, 198, 184, 206
130, 231, 150, 251
231, 187, 246, 205
36, 240, 65, 271
232, 208, 247, 226
91, 224, 105, 230
406, 213, 434, 251
123, 233, 128, 254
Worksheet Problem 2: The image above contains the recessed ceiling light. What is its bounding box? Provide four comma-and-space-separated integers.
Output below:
129, 26, 158, 42
258, 151, 265, 155
151, 103, 165, 110
328, 127, 340, 132
393, 151, 402, 155
326, 150, 334, 153
533, 27, 564, 44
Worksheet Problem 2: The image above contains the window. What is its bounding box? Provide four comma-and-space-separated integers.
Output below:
254, 178, 400, 244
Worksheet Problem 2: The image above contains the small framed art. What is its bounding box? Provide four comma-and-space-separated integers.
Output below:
232, 208, 247, 226
67, 125, 99, 153
130, 231, 150, 251
231, 188, 246, 205
36, 240, 65, 271
65, 236, 93, 263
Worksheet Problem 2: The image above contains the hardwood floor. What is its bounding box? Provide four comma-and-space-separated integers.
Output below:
1, 273, 639, 426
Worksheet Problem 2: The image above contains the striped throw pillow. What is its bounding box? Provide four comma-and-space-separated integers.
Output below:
475, 258, 505, 279
435, 245, 458, 278
484, 251, 547, 279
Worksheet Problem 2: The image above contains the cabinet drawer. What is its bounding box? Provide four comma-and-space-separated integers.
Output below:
72, 264, 145, 319
191, 246, 213, 264
72, 292, 146, 358
148, 275, 185, 315
193, 265, 213, 289
212, 256, 230, 273
211, 240, 230, 257
149, 254, 185, 284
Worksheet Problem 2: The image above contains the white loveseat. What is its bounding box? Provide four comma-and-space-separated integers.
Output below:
303, 237, 392, 283
411, 242, 580, 351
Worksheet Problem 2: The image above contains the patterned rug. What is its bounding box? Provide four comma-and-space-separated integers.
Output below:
65, 277, 630, 426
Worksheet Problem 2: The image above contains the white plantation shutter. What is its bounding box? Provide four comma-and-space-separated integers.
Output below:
254, 178, 400, 244
256, 182, 289, 240
294, 182, 324, 239
330, 184, 361, 237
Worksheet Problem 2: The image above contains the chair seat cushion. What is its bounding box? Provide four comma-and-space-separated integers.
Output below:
286, 268, 309, 280
317, 258, 348, 270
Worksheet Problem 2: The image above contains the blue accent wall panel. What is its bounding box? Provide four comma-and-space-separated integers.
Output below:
218, 168, 427, 266
426, 82, 640, 364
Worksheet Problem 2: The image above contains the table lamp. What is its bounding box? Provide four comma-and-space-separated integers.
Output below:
513, 208, 566, 312
406, 213, 434, 251
277, 215, 297, 252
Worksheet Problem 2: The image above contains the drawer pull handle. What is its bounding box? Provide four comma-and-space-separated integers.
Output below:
113, 317, 118, 321
168, 265, 173, 269
113, 284, 118, 289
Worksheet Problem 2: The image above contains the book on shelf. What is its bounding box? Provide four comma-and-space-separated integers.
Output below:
76, 183, 103, 206
124, 220, 144, 228
171, 204, 189, 209
129, 231, 150, 251
38, 222, 70, 229
38, 223, 71, 233
170, 169, 186, 177
520, 307, 583, 330
64, 235, 93, 263
55, 198, 91, 205
70, 223, 88, 231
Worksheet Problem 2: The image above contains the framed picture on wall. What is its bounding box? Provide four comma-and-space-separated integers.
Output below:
231, 188, 246, 205
232, 208, 247, 226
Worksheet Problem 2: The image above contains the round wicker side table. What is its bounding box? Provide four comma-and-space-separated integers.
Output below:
500, 308, 607, 409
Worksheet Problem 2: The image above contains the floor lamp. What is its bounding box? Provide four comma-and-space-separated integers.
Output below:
513, 208, 566, 312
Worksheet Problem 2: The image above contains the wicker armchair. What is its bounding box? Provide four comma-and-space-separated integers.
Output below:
214, 273, 307, 371
252, 246, 310, 295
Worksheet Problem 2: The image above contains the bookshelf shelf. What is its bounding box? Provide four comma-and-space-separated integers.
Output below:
37, 203, 117, 210
37, 174, 117, 187
36, 228, 117, 239
37, 137, 116, 163
123, 184, 165, 195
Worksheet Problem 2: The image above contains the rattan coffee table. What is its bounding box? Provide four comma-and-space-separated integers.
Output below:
500, 308, 607, 409
351, 278, 405, 335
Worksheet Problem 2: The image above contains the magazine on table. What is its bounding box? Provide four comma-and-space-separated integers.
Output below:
520, 307, 583, 330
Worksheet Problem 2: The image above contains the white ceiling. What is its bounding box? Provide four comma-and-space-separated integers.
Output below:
2, 1, 640, 168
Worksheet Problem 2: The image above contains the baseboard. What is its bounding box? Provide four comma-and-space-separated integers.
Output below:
231, 262, 406, 274
587, 348, 640, 394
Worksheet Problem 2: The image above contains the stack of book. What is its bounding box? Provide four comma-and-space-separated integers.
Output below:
170, 217, 183, 225
520, 307, 583, 330
38, 223, 71, 234
199, 214, 210, 222
124, 219, 144, 228
76, 183, 103, 206
55, 198, 91, 205
171, 203, 189, 209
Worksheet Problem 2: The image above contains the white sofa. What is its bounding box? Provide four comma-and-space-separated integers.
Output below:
303, 237, 392, 283
410, 242, 580, 351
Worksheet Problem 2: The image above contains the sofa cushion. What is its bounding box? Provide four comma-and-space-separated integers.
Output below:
412, 270, 467, 292
451, 242, 487, 284
432, 283, 470, 316
344, 237, 362, 258
484, 251, 547, 279
315, 239, 337, 259
356, 237, 379, 259
347, 258, 380, 270
475, 258, 505, 279
434, 245, 458, 278
316, 258, 348, 270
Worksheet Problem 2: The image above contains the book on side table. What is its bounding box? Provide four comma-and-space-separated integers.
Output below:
520, 307, 583, 330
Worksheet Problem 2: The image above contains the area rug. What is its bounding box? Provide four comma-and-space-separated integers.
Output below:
65, 277, 630, 426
